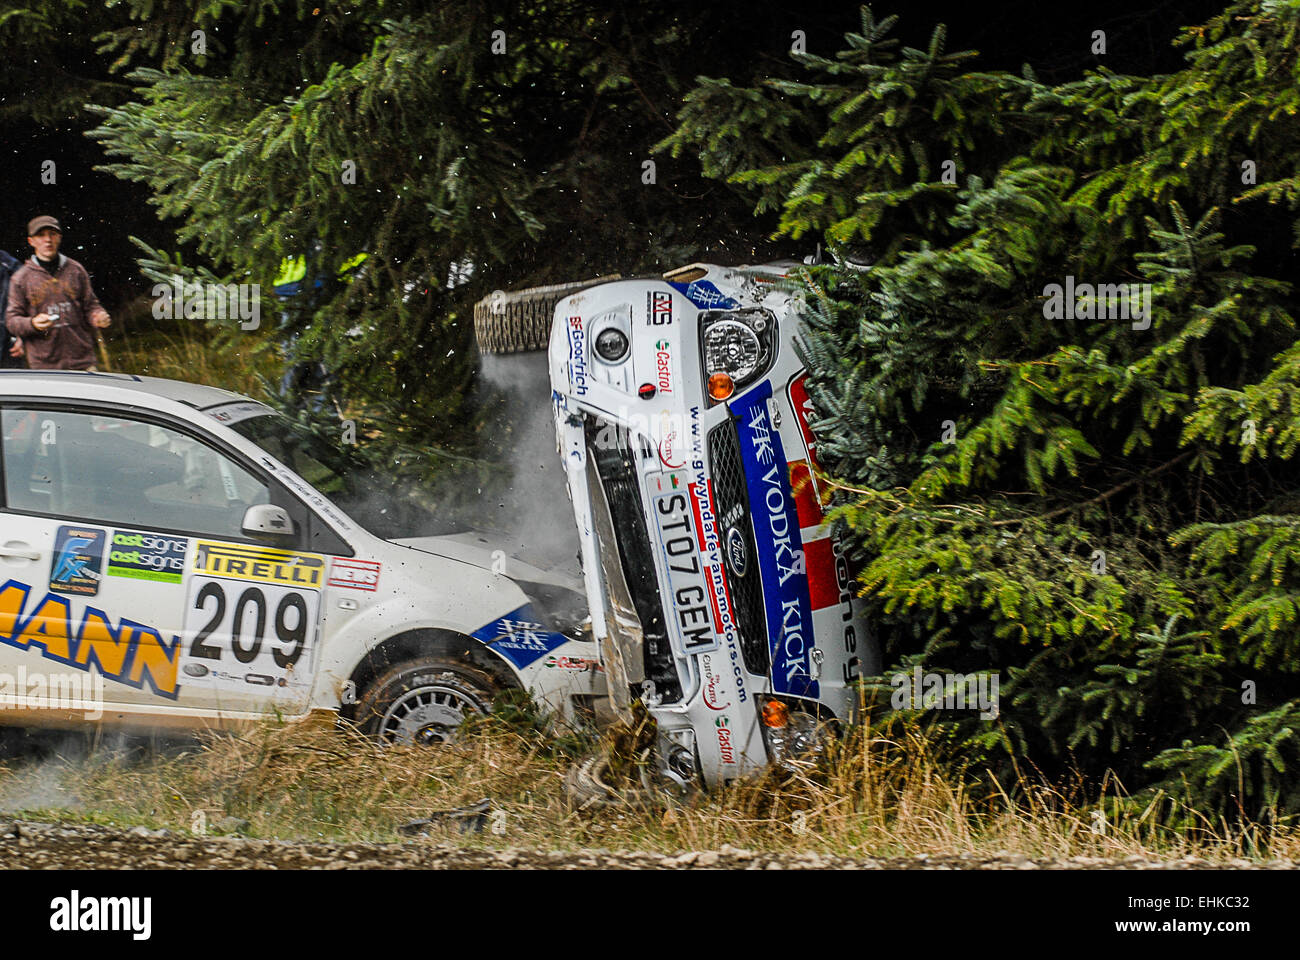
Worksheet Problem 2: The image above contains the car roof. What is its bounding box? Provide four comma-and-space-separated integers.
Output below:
0, 369, 259, 412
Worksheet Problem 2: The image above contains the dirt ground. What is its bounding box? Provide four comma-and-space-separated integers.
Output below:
2, 819, 1292, 869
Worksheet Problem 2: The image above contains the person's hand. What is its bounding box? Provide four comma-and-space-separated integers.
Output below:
90, 309, 112, 329
31, 313, 52, 332
7, 337, 23, 358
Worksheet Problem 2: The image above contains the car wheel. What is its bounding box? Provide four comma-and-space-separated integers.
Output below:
564, 752, 690, 811
564, 755, 622, 811
355, 658, 501, 745
473, 276, 620, 354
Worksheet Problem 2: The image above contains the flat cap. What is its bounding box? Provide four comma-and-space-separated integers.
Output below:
27, 215, 61, 235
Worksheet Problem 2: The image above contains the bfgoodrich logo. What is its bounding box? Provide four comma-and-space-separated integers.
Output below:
50, 890, 151, 940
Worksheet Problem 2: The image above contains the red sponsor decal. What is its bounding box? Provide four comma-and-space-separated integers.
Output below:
659, 430, 685, 469
788, 375, 819, 466
689, 481, 736, 635
690, 482, 710, 553
716, 715, 736, 764
789, 460, 824, 529
544, 655, 602, 671
700, 654, 731, 711
655, 340, 673, 394
648, 290, 673, 325
328, 558, 381, 591
803, 538, 839, 610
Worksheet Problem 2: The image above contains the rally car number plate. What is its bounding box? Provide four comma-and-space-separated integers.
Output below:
652, 489, 719, 654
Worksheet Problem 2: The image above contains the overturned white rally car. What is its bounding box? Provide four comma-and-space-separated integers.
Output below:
475, 263, 881, 787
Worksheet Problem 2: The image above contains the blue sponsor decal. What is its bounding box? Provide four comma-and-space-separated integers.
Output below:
50, 526, 106, 597
668, 280, 738, 311
473, 604, 569, 669
730, 384, 818, 698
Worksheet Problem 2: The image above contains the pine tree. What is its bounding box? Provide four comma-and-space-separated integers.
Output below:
71, 0, 815, 498
669, 1, 1300, 819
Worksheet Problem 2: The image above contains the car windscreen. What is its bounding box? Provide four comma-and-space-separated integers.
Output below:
228, 412, 463, 540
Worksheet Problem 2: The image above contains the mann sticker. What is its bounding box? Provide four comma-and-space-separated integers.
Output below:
193, 541, 324, 589
108, 530, 188, 584
0, 579, 181, 700
49, 526, 106, 597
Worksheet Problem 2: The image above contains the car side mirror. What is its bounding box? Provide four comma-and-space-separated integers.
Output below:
242, 504, 295, 539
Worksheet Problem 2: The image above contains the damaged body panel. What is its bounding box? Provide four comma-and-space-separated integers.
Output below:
549, 263, 881, 786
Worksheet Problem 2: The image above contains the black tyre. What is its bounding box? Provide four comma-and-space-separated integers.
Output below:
564, 755, 622, 811
473, 276, 619, 354
355, 658, 501, 745
564, 752, 690, 811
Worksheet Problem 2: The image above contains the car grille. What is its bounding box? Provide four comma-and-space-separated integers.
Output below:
707, 418, 770, 676
586, 418, 681, 704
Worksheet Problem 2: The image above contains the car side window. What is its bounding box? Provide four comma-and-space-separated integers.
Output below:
1, 407, 271, 540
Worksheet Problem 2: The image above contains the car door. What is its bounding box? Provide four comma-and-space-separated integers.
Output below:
0, 405, 191, 711
0, 402, 324, 718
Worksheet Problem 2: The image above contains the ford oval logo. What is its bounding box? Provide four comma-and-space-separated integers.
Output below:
725, 526, 748, 577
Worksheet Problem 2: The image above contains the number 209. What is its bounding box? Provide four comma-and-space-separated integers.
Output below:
190, 583, 308, 668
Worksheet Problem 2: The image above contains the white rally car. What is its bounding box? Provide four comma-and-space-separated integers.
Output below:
476, 262, 882, 788
0, 371, 604, 740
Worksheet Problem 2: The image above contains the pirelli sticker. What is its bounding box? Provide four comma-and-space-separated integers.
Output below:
192, 541, 325, 588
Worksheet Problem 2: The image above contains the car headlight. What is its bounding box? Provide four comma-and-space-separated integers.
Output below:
758, 696, 832, 765
704, 320, 762, 379
700, 308, 775, 402
594, 328, 630, 363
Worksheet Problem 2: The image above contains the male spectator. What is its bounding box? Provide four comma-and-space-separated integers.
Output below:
0, 248, 23, 367
4, 216, 111, 371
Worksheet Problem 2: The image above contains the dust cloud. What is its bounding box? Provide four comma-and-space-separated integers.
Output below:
478, 352, 581, 576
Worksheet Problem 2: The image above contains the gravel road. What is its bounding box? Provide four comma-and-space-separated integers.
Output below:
2, 820, 1293, 869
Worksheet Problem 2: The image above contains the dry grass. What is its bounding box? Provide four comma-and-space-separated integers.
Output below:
2, 711, 1290, 862
101, 296, 277, 399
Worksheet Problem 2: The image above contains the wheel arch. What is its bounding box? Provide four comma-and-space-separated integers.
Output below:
339, 629, 523, 721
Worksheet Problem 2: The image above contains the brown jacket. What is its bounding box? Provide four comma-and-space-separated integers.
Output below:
4, 255, 104, 370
